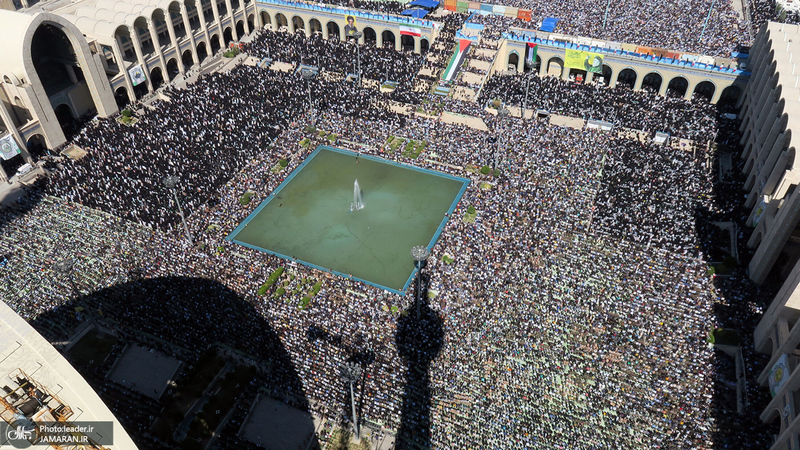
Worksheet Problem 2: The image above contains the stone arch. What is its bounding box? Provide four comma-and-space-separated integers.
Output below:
327, 21, 340, 40
666, 76, 688, 97
401, 34, 414, 52
150, 66, 164, 90
600, 64, 612, 85
507, 51, 519, 71
275, 13, 288, 30
185, 0, 202, 32
236, 20, 245, 38
364, 26, 376, 45
3, 75, 10, 84
641, 71, 662, 92
168, 1, 187, 40
151, 8, 172, 47
546, 56, 563, 77
291, 16, 304, 34
11, 96, 31, 125
719, 84, 742, 108
182, 49, 194, 68
114, 86, 130, 108
25, 15, 117, 142
420, 37, 429, 53
617, 68, 637, 88
309, 18, 322, 34
197, 40, 208, 62
166, 58, 179, 80
247, 14, 255, 31
133, 16, 156, 56
26, 134, 47, 160
693, 80, 716, 102
211, 34, 221, 53
260, 11, 271, 27
381, 29, 395, 49
223, 27, 234, 46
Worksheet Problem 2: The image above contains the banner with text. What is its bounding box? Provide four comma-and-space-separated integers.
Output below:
0, 134, 21, 161
128, 65, 147, 86
564, 49, 603, 73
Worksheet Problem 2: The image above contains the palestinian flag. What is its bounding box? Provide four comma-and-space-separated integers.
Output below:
441, 39, 471, 81
526, 42, 538, 66
399, 24, 422, 37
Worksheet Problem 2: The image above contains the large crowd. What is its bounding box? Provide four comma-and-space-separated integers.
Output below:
0, 21, 780, 450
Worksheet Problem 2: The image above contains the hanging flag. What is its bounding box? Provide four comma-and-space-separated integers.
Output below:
0, 134, 21, 161
399, 24, 422, 37
526, 42, 538, 66
441, 39, 471, 81
129, 64, 147, 86
769, 354, 790, 397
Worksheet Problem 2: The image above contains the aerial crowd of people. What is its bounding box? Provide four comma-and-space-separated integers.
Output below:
0, 2, 787, 448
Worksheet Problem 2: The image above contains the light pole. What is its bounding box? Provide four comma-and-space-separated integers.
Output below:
411, 245, 430, 320
494, 107, 509, 170
522, 61, 533, 120
163, 175, 192, 246
301, 68, 315, 126
339, 361, 362, 439
351, 31, 363, 87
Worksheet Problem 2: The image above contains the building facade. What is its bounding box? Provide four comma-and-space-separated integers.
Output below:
738, 22, 800, 285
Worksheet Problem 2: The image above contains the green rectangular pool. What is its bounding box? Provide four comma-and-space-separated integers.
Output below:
227, 146, 470, 293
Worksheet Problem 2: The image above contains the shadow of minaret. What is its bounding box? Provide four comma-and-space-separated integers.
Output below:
394, 272, 444, 450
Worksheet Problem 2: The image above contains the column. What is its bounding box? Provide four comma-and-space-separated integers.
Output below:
414, 36, 421, 54
65, 65, 79, 83
195, 3, 213, 54
164, 10, 186, 76
224, 0, 237, 39
113, 40, 137, 102
148, 19, 169, 85
129, 25, 154, 92
243, 1, 252, 34
180, 4, 201, 65
633, 72, 644, 90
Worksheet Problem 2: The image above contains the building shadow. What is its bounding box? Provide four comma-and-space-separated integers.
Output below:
29, 276, 318, 450
689, 104, 781, 449
394, 272, 443, 450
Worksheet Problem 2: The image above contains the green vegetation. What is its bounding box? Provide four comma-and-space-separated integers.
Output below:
258, 267, 285, 295
299, 138, 310, 147
442, 254, 455, 264
318, 130, 328, 137
299, 296, 311, 309
480, 165, 491, 175
122, 108, 132, 118
328, 133, 338, 142
305, 125, 317, 134
492, 168, 501, 177
239, 191, 253, 206
205, 224, 219, 233
464, 205, 477, 223
390, 306, 399, 314
279, 158, 289, 167
400, 139, 428, 159
222, 47, 240, 58
273, 287, 286, 298
708, 328, 741, 346
390, 137, 406, 152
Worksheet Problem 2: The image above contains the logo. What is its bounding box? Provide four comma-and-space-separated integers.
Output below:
4, 423, 37, 448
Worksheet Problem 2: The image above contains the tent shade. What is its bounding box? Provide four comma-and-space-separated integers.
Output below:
540, 17, 560, 32
408, 0, 440, 8
401, 8, 429, 17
